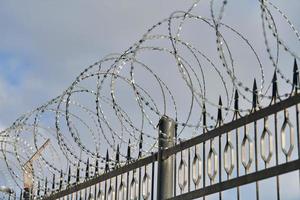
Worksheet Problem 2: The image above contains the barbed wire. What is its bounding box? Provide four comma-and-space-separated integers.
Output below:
0, 0, 299, 196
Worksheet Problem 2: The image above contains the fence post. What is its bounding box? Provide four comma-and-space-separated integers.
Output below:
157, 115, 175, 200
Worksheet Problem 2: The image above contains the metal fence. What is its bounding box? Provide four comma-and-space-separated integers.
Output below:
1, 1, 300, 199
37, 64, 300, 200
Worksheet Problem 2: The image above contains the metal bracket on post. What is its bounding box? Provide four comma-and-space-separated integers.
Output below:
157, 115, 175, 200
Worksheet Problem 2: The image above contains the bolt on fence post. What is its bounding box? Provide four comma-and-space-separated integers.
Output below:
157, 115, 175, 200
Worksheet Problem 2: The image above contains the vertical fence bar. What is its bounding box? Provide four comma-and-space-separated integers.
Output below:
253, 80, 260, 200
271, 72, 281, 200
217, 97, 223, 200
202, 104, 207, 200
293, 60, 300, 184
115, 176, 118, 200
137, 167, 141, 200
174, 123, 178, 198
219, 133, 222, 200
115, 145, 120, 200
94, 184, 97, 200
138, 136, 143, 200
188, 148, 191, 193
151, 156, 155, 200
235, 126, 240, 200
296, 103, 300, 185
126, 140, 131, 200
274, 112, 281, 200
254, 120, 260, 200
157, 115, 175, 200
234, 90, 240, 200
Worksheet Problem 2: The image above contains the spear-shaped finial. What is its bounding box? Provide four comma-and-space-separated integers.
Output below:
67, 166, 71, 185
115, 145, 120, 168
139, 134, 143, 158
217, 96, 223, 125
127, 139, 131, 163
37, 181, 40, 196
234, 90, 239, 111
202, 103, 207, 128
272, 71, 278, 101
52, 173, 56, 190
175, 119, 178, 138
252, 79, 258, 109
44, 178, 48, 195
85, 158, 90, 179
293, 59, 299, 93
76, 162, 80, 183
105, 150, 110, 172
95, 154, 99, 175
59, 170, 63, 190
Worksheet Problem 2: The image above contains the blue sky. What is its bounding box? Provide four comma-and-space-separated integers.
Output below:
0, 0, 300, 199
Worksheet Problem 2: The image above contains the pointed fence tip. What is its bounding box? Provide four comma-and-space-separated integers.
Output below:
105, 149, 110, 172
253, 78, 257, 90
217, 96, 223, 123
272, 71, 278, 100
116, 145, 120, 161
294, 58, 298, 71
95, 155, 99, 174
272, 70, 277, 82
218, 96, 222, 106
106, 150, 109, 161
234, 90, 239, 111
293, 58, 299, 87
127, 140, 131, 161
85, 158, 90, 179
67, 166, 71, 183
76, 163, 80, 182
202, 102, 207, 127
252, 79, 258, 109
202, 102, 206, 110
52, 173, 56, 189
234, 89, 239, 99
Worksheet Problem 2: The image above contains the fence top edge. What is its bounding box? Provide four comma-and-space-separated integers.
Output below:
42, 152, 158, 199
42, 93, 300, 199
163, 93, 300, 157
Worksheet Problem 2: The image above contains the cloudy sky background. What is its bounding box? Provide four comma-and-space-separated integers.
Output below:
0, 0, 196, 127
0, 0, 299, 127
0, 0, 300, 199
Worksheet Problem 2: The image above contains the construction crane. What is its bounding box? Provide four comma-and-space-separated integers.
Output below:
23, 139, 50, 199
